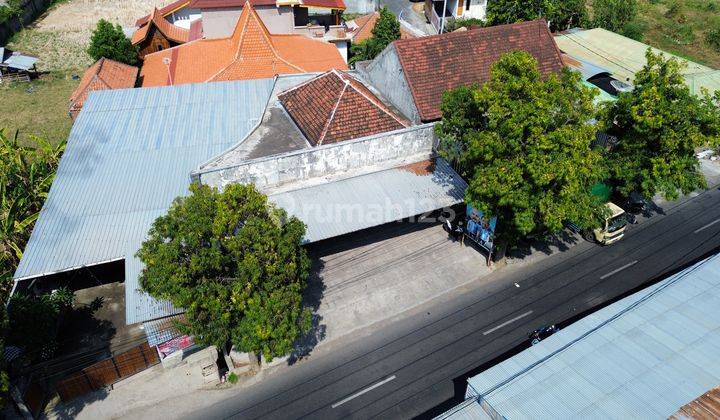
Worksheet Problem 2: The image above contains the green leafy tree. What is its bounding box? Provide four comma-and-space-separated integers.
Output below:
436, 51, 607, 247
486, 0, 586, 31
349, 7, 400, 65
137, 183, 312, 361
1, 130, 65, 291
87, 19, 139, 65
6, 289, 73, 363
592, 0, 640, 36
600, 50, 720, 201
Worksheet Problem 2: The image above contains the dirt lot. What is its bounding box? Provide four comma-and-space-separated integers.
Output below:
7, 0, 168, 71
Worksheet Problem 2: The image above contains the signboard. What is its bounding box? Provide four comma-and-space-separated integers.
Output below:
465, 206, 497, 252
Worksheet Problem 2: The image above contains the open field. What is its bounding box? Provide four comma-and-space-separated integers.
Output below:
7, 0, 165, 71
3, 0, 169, 142
0, 72, 78, 143
637, 0, 720, 68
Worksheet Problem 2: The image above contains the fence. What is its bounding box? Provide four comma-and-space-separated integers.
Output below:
0, 0, 57, 45
55, 342, 160, 402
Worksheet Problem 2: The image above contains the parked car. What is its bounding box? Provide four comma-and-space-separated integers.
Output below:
529, 325, 559, 345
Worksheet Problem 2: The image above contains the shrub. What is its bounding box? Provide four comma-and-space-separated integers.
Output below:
87, 19, 139, 65
622, 20, 646, 41
592, 0, 638, 33
706, 27, 720, 51
228, 372, 239, 384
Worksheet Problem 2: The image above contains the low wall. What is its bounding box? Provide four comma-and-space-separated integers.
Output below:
195, 124, 436, 192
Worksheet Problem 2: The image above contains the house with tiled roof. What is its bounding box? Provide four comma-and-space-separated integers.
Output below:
135, 0, 201, 29
359, 20, 565, 123
68, 58, 138, 120
139, 1, 347, 87
132, 8, 202, 59
191, 0, 345, 39
278, 70, 409, 145
345, 11, 418, 44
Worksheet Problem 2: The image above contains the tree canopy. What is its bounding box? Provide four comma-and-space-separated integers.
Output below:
485, 0, 586, 32
600, 50, 720, 201
137, 183, 311, 360
349, 7, 400, 65
436, 51, 607, 246
591, 0, 642, 39
87, 19, 139, 65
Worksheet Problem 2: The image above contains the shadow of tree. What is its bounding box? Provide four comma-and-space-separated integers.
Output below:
289, 258, 327, 365
509, 229, 581, 260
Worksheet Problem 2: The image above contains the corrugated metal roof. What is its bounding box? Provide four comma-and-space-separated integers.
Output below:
268, 158, 467, 243
0, 49, 38, 70
464, 253, 720, 419
13, 78, 275, 320
555, 28, 720, 97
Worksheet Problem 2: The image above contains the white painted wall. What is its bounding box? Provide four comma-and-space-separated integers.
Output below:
462, 0, 486, 20
335, 40, 348, 63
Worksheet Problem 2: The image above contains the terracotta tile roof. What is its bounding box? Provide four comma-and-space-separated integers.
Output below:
132, 8, 191, 45
135, 0, 191, 27
139, 1, 346, 87
301, 0, 345, 9
393, 19, 564, 121
278, 70, 409, 145
69, 58, 138, 114
350, 12, 416, 43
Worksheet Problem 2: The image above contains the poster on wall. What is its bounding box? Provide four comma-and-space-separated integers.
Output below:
465, 206, 497, 252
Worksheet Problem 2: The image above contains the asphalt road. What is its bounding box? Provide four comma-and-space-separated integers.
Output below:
190, 184, 720, 420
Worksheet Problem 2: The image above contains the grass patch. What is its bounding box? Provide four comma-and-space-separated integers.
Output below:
637, 0, 720, 67
0, 71, 78, 144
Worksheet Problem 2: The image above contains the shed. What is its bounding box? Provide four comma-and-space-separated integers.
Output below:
438, 253, 720, 419
13, 78, 276, 325
0, 47, 38, 82
555, 28, 720, 97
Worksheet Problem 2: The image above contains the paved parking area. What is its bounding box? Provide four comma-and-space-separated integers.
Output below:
306, 221, 491, 343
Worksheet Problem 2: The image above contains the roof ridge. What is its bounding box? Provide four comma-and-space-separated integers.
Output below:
278, 70, 337, 96
341, 72, 408, 127
317, 80, 348, 145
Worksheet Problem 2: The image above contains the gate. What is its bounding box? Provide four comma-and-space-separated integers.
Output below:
56, 342, 159, 402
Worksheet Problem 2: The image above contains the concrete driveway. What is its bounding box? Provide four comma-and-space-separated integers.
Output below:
306, 221, 491, 344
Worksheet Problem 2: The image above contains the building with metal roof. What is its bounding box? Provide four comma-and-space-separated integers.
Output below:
13, 78, 275, 324
268, 158, 466, 243
437, 252, 720, 419
555, 28, 720, 97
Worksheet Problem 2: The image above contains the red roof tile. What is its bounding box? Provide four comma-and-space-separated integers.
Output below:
69, 58, 138, 114
139, 2, 346, 87
301, 0, 345, 9
393, 19, 564, 122
132, 8, 191, 45
279, 70, 409, 145
135, 0, 191, 27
